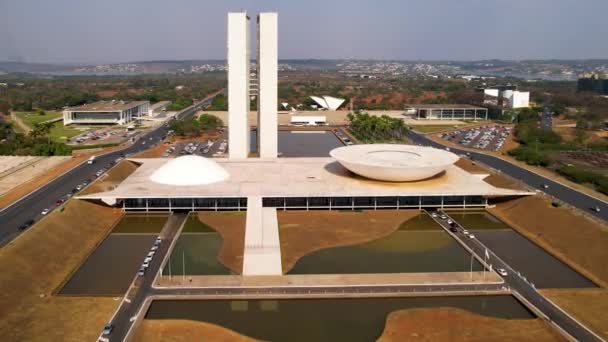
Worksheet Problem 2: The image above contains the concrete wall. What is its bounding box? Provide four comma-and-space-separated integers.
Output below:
227, 12, 250, 159
257, 12, 278, 159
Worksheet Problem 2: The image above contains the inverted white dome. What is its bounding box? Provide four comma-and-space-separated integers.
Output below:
330, 144, 459, 182
149, 155, 229, 186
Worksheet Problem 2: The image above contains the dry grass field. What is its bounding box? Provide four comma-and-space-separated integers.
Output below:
277, 210, 419, 274
134, 320, 259, 342
377, 307, 564, 342
0, 161, 141, 341
489, 195, 608, 288
541, 288, 608, 340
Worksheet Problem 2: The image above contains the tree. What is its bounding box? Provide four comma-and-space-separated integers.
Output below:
198, 114, 223, 131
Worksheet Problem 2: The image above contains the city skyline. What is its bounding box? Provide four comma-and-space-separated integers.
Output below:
1, 0, 608, 64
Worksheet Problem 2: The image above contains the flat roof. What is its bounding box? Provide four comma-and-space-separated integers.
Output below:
78, 157, 532, 202
404, 104, 486, 110
66, 100, 149, 112
149, 101, 171, 111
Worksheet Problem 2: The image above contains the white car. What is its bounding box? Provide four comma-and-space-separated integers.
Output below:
467, 234, 475, 239
497, 268, 508, 277
431, 213, 438, 218
41, 208, 50, 215
144, 257, 152, 263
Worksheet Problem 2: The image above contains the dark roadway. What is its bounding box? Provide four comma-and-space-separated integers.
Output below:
433, 210, 603, 342
407, 130, 608, 223
0, 92, 221, 247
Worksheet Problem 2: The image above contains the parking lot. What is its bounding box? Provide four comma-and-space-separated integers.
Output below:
68, 127, 140, 146
441, 125, 511, 151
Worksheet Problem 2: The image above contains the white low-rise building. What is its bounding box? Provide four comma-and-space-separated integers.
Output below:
63, 100, 149, 125
290, 116, 327, 126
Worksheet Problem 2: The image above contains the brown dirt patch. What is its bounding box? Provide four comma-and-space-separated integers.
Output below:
133, 143, 169, 158
0, 199, 123, 341
81, 160, 139, 195
455, 158, 525, 190
278, 210, 419, 273
197, 212, 246, 275
134, 319, 259, 342
541, 288, 608, 340
377, 307, 563, 342
96, 90, 118, 97
0, 161, 139, 340
455, 158, 488, 174
489, 196, 608, 287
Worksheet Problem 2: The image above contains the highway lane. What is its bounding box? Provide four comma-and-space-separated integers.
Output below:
0, 94, 219, 247
407, 130, 608, 222
433, 210, 603, 342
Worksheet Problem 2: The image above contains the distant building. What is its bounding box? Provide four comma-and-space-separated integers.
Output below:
577, 74, 608, 95
309, 96, 346, 111
290, 116, 327, 126
403, 104, 488, 120
148, 101, 171, 117
483, 85, 529, 109
63, 100, 149, 125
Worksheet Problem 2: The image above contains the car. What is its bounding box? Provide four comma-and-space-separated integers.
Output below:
55, 199, 64, 206
430, 213, 438, 218
19, 219, 35, 231
446, 219, 454, 225
142, 262, 150, 268
591, 206, 601, 212
147, 251, 155, 258
541, 183, 549, 189
468, 234, 475, 239
440, 214, 447, 220
65, 193, 72, 198
144, 257, 152, 263
497, 268, 508, 277
150, 245, 159, 251
41, 208, 50, 215
102, 323, 113, 335
76, 185, 83, 191
449, 227, 458, 233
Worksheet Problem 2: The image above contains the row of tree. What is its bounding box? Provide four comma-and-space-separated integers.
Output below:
347, 111, 408, 142
169, 114, 224, 137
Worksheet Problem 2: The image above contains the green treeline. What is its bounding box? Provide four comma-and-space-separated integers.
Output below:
347, 111, 408, 143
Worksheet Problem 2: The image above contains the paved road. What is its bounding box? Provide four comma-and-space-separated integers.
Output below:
407, 130, 608, 222
0, 92, 221, 247
432, 210, 603, 342
102, 212, 188, 342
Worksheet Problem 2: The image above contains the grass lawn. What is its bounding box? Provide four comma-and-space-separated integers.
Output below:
412, 125, 463, 133
15, 111, 84, 141
49, 121, 82, 141
15, 111, 63, 127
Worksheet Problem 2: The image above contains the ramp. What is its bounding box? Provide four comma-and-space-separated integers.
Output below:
243, 196, 282, 275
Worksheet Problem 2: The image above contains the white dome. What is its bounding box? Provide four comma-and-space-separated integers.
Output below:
330, 144, 459, 182
149, 155, 229, 186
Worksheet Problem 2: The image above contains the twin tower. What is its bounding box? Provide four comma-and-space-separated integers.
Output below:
227, 12, 278, 159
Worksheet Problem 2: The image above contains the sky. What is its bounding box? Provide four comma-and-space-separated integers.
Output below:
1, 0, 607, 64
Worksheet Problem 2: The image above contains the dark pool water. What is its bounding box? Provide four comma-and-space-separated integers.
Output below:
144, 295, 535, 342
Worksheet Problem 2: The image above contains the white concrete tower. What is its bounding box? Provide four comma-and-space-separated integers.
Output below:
256, 12, 278, 159
227, 12, 251, 159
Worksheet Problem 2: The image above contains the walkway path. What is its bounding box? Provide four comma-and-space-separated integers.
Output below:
243, 197, 282, 275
